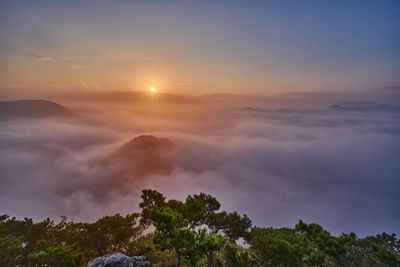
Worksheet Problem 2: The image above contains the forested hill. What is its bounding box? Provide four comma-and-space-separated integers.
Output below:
0, 99, 75, 119
1, 189, 399, 267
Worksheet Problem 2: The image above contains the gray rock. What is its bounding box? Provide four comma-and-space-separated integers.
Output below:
87, 253, 150, 267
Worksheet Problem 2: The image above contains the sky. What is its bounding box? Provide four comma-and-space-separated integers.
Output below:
0, 1, 400, 237
0, 0, 399, 96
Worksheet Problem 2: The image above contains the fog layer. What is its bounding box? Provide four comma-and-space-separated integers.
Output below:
1, 91, 399, 235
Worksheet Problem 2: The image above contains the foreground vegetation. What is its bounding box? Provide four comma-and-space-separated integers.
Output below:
1, 190, 399, 267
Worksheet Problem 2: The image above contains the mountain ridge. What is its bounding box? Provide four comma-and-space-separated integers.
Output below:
0, 99, 75, 119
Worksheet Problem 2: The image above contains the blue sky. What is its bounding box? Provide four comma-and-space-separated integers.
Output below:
0, 0, 399, 94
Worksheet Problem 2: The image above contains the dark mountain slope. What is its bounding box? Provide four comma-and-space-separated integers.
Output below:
0, 99, 75, 119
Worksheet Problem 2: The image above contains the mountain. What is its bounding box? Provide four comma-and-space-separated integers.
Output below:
0, 99, 75, 119
108, 135, 176, 177
329, 101, 395, 112
117, 135, 175, 156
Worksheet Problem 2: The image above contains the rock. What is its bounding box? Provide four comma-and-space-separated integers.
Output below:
87, 253, 150, 267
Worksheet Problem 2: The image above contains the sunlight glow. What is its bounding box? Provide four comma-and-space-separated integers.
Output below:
148, 86, 157, 94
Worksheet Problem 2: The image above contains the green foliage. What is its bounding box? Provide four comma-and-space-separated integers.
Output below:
0, 213, 143, 266
223, 243, 253, 267
86, 213, 143, 255
250, 227, 313, 266
0, 236, 24, 267
196, 229, 225, 253
128, 233, 176, 267
184, 193, 220, 227
27, 240, 83, 267
295, 220, 347, 259
1, 190, 399, 267
150, 206, 198, 265
195, 229, 225, 267
150, 206, 204, 266
140, 190, 251, 266
139, 189, 166, 226
339, 232, 400, 266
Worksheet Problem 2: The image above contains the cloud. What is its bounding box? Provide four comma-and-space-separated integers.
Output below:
38, 56, 53, 61
1, 44, 91, 69
2, 44, 53, 61
0, 97, 399, 235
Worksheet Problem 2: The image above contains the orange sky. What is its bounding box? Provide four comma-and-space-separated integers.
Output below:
1, 1, 399, 97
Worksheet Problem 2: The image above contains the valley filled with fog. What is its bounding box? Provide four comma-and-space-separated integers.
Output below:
1, 91, 399, 236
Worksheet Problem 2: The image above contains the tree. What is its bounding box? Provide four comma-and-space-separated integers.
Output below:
195, 228, 225, 267
223, 242, 253, 267
139, 189, 166, 226
250, 227, 312, 267
127, 233, 176, 267
208, 211, 252, 242
27, 240, 83, 267
150, 206, 197, 267
140, 189, 251, 266
295, 220, 347, 265
2, 190, 399, 267
184, 193, 221, 228
88, 213, 143, 255
0, 236, 24, 267
340, 232, 400, 267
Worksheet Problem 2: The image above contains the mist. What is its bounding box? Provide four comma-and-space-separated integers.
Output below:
1, 90, 399, 236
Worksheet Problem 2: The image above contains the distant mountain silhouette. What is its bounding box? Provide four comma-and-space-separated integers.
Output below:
117, 135, 175, 157
242, 106, 262, 112
0, 99, 75, 119
329, 101, 395, 112
106, 135, 176, 177
66, 91, 201, 104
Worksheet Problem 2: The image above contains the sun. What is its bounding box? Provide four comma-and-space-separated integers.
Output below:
146, 85, 160, 100
148, 86, 157, 94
